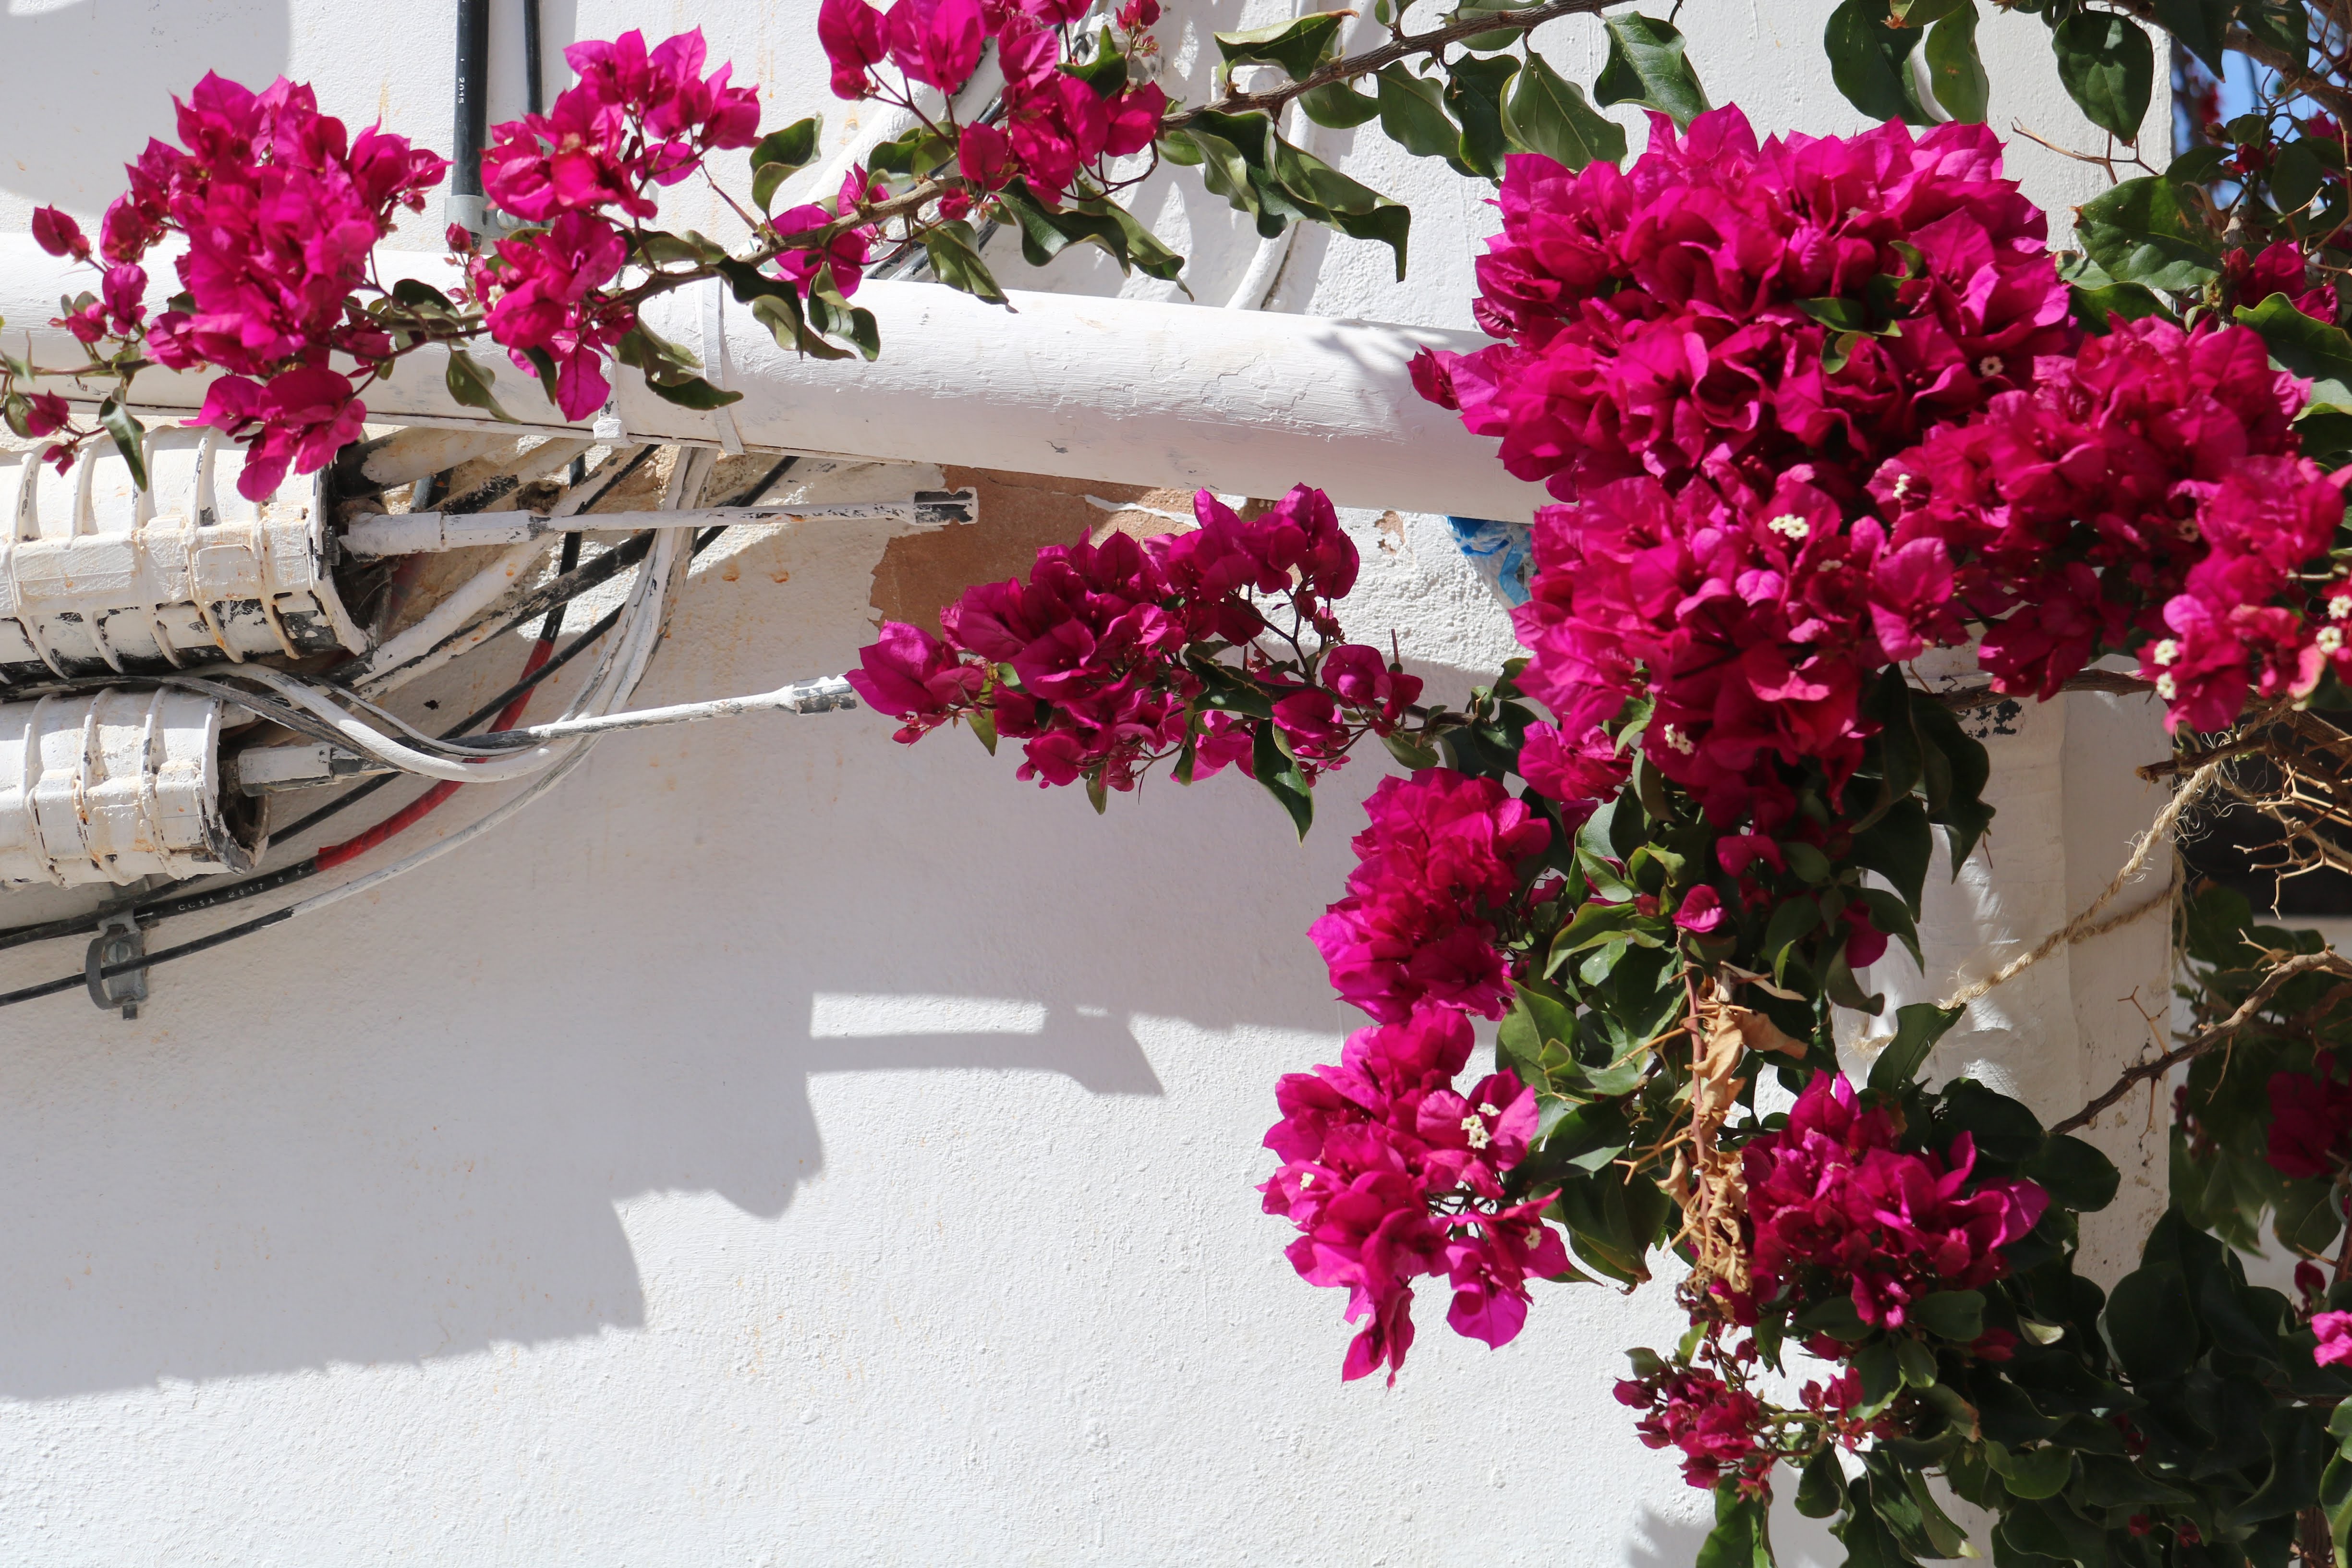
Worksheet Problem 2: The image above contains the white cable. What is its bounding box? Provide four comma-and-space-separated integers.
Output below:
349, 535, 556, 697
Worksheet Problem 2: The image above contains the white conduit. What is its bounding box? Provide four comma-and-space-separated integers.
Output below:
0, 237, 1545, 522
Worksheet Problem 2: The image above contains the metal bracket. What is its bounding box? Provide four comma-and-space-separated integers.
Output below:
85, 913, 149, 1020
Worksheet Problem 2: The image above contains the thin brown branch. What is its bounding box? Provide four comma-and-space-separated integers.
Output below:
1935, 669, 2155, 712
2052, 949, 2352, 1136
1164, 0, 1615, 127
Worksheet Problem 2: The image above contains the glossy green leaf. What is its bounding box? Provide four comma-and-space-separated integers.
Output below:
1910, 1289, 1986, 1341
2237, 292, 2352, 408
1823, 0, 1928, 126
1923, 3, 1988, 122
1595, 13, 1710, 127
1869, 1003, 1964, 1096
2077, 175, 2220, 292
1251, 720, 1314, 840
922, 220, 1009, 305
97, 399, 145, 493
1298, 79, 1382, 128
2052, 12, 2153, 141
1501, 53, 1628, 170
444, 347, 517, 424
750, 116, 822, 212
1214, 11, 1346, 79
1377, 64, 1460, 162
1696, 1483, 1771, 1568
2152, 0, 2230, 73
1444, 52, 1520, 179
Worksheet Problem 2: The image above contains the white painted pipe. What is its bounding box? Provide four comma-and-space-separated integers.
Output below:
0, 237, 1547, 522
340, 493, 978, 559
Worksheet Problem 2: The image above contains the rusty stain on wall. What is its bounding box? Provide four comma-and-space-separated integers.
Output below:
865, 467, 1205, 632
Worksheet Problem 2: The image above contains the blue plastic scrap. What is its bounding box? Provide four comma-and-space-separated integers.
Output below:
1446, 515, 1534, 606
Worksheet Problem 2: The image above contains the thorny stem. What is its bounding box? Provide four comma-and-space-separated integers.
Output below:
2053, 949, 2352, 1136
1163, 0, 1617, 126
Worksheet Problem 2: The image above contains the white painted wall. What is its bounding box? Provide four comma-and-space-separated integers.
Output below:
0, 1, 2164, 1562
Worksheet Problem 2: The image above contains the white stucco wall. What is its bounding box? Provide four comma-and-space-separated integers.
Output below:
0, 1, 2164, 1562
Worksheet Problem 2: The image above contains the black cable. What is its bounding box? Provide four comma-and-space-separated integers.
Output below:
523, 0, 546, 116
0, 909, 298, 1009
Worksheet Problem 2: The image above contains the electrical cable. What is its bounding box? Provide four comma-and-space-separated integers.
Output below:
0, 457, 787, 963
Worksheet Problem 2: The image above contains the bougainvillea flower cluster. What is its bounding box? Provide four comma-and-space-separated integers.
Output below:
1260, 1006, 1565, 1383
1511, 469, 1965, 826
1613, 1362, 1772, 1492
1871, 316, 2351, 730
1307, 768, 1551, 1022
818, 0, 1166, 208
1413, 106, 2073, 511
50, 73, 446, 496
846, 486, 1388, 793
1741, 1073, 2047, 1330
472, 28, 763, 419
2264, 1057, 2352, 1179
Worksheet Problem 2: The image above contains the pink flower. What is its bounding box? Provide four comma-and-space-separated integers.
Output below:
1308, 768, 1551, 1022
958, 122, 1017, 190
1673, 885, 1725, 934
1516, 720, 1627, 827
844, 621, 988, 740
1616, 1366, 1771, 1491
1741, 1073, 2048, 1331
1262, 1008, 1562, 1381
886, 0, 984, 92
474, 210, 634, 421
820, 0, 889, 96
1320, 644, 1423, 733
30, 206, 88, 261
196, 365, 369, 500
2316, 1311, 2352, 1367
21, 393, 70, 439
2265, 1059, 2352, 1179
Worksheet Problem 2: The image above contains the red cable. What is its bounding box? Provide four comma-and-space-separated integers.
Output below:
314, 640, 556, 871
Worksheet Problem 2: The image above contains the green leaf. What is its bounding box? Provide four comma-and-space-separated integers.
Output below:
2275, 139, 2328, 215
97, 398, 145, 493
1911, 1289, 1986, 1341
1251, 720, 1314, 840
1377, 64, 1461, 163
1869, 1003, 1963, 1096
1298, 79, 1382, 128
2237, 292, 2352, 409
1501, 53, 1627, 170
1065, 29, 1129, 95
1595, 13, 1710, 128
1832, 1477, 1911, 1568
444, 346, 518, 424
2152, 0, 2230, 73
2001, 1446, 2074, 1501
2023, 1134, 2121, 1213
1696, 1483, 1771, 1568
2105, 1265, 2197, 1384
1923, 3, 1988, 123
806, 272, 883, 360
749, 291, 853, 362
994, 182, 1188, 283
1214, 11, 1346, 80
750, 116, 822, 212
1796, 1447, 1850, 1519
2241, 0, 2307, 68
390, 276, 455, 312
1895, 1336, 1939, 1389
1823, 0, 1929, 127
2077, 175, 2221, 290
2051, 12, 2153, 141
967, 707, 998, 756
2071, 279, 2176, 332
1444, 53, 1520, 179
639, 372, 743, 410
921, 220, 1009, 305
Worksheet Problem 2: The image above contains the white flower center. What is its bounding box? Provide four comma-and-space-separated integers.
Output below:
2156, 672, 2179, 700
2331, 594, 2352, 621
1891, 473, 1913, 500
1461, 1115, 1491, 1150
2151, 639, 2179, 667
1661, 724, 1696, 755
1767, 513, 1809, 541
2322, 627, 2345, 655
1479, 1102, 1500, 1116
1297, 1171, 1314, 1188
1977, 355, 2004, 377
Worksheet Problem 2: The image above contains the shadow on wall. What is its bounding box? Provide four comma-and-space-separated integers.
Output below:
0, 516, 1380, 1399
0, 1, 292, 211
